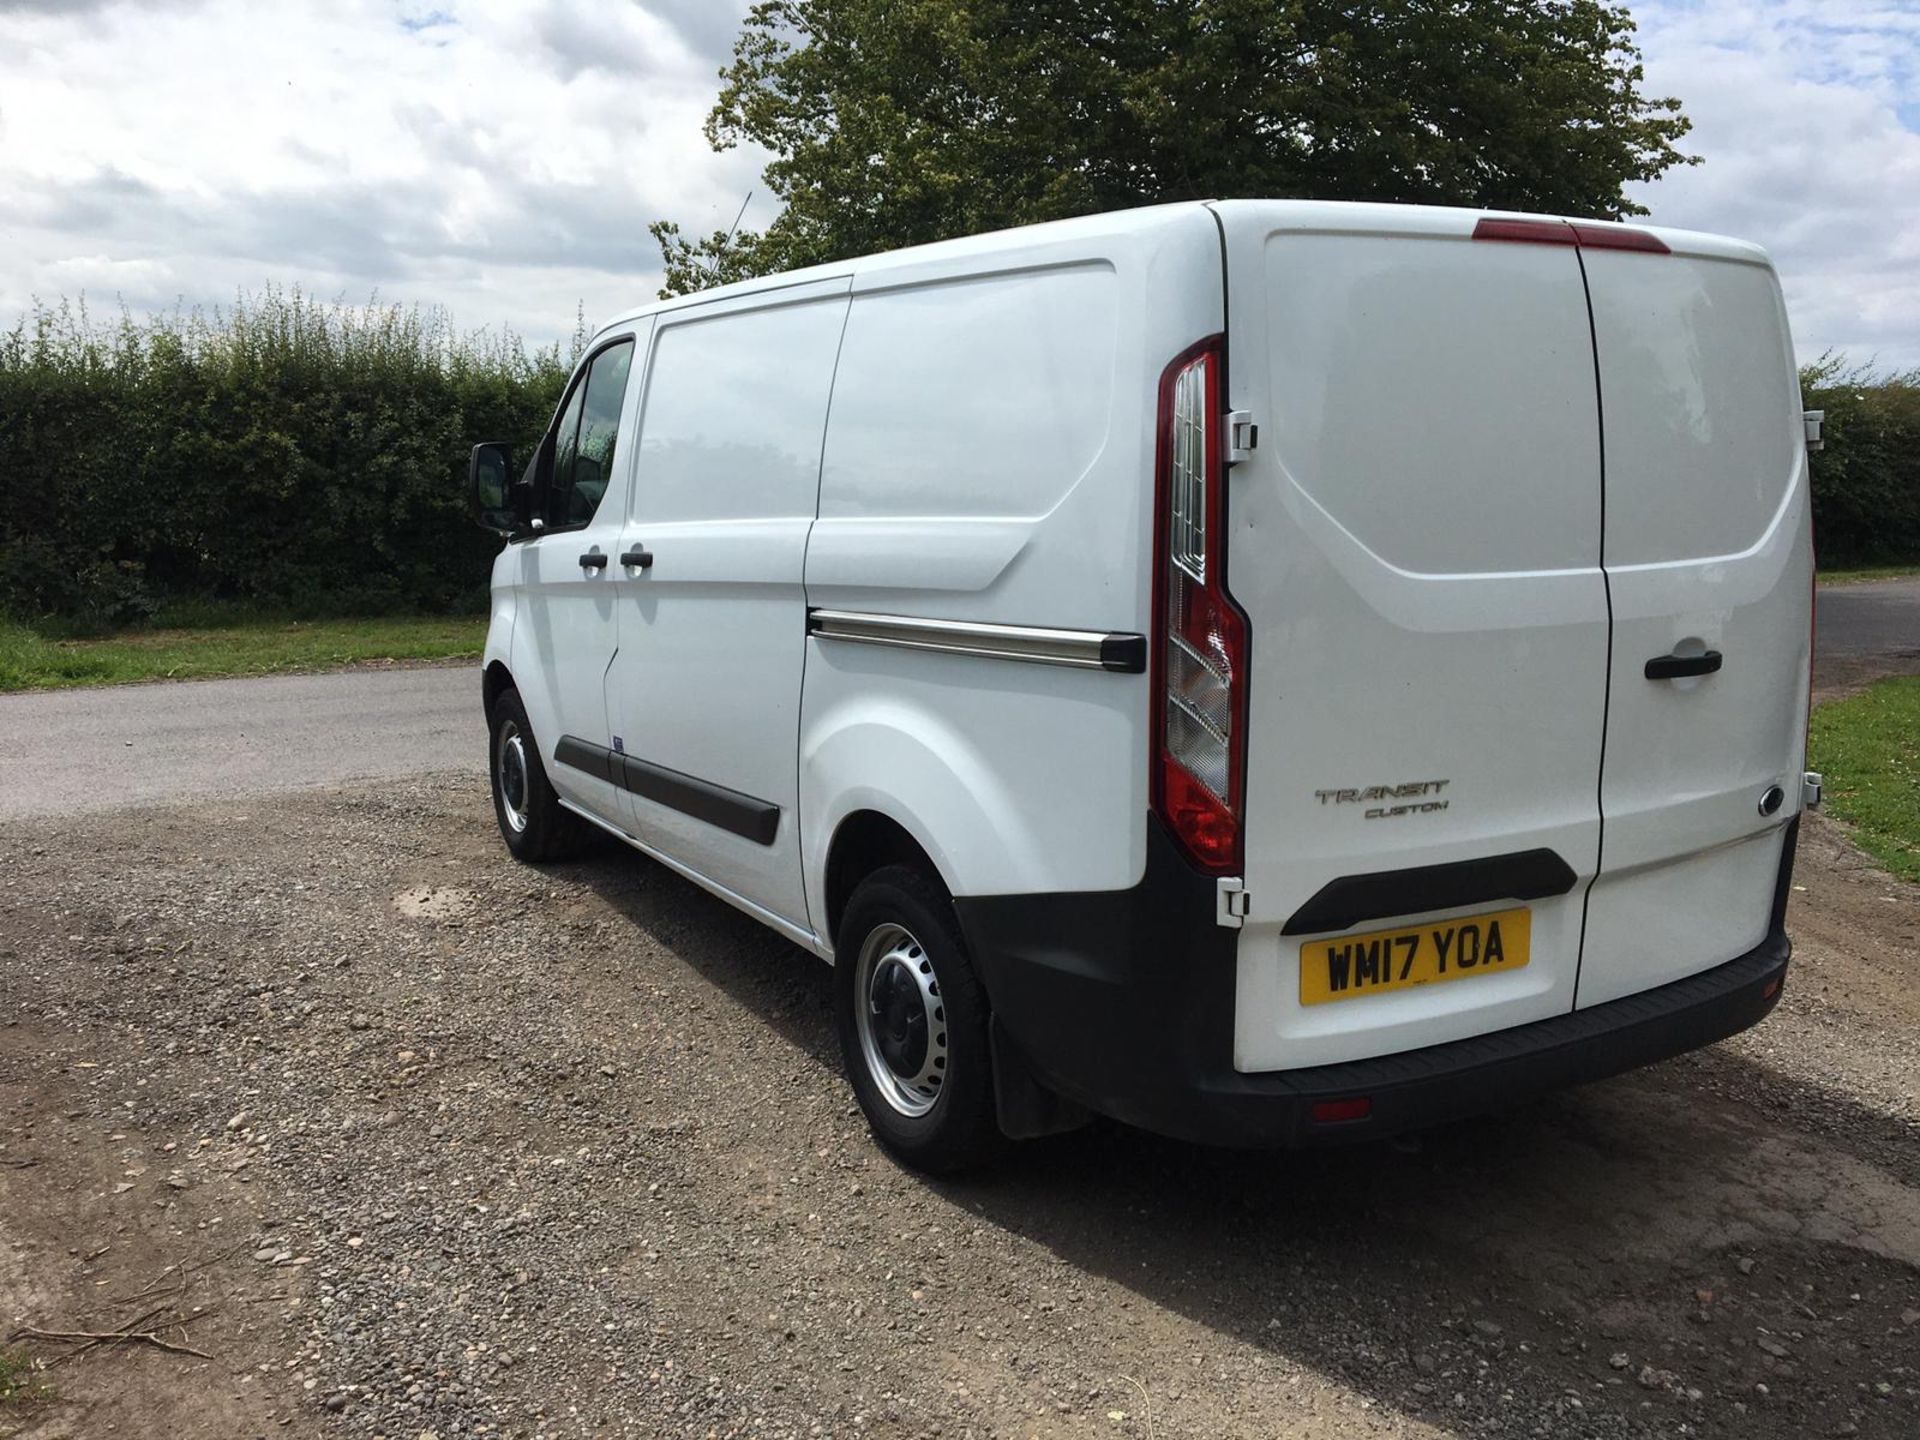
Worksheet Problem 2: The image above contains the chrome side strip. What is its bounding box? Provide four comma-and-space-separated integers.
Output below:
807, 609, 1146, 674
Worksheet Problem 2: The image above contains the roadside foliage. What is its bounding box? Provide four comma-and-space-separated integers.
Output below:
0, 291, 573, 625
1800, 356, 1920, 568
0, 320, 1913, 629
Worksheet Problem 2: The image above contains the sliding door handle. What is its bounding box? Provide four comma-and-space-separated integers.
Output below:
1645, 649, 1722, 680
620, 546, 654, 570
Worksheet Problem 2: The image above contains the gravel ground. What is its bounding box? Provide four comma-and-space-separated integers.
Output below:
2, 777, 1916, 1440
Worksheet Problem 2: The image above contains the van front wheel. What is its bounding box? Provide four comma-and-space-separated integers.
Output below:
836, 866, 1004, 1173
487, 689, 585, 862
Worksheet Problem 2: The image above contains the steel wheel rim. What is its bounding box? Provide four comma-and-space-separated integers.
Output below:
497, 721, 531, 834
853, 921, 948, 1118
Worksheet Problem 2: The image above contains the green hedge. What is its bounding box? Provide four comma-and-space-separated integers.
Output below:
0, 292, 573, 625
1802, 357, 1920, 568
1, 296, 1913, 626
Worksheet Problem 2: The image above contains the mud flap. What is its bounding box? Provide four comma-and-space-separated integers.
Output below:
990, 1016, 1091, 1140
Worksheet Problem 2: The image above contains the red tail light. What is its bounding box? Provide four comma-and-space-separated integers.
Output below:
1151, 337, 1249, 873
1801, 452, 1818, 762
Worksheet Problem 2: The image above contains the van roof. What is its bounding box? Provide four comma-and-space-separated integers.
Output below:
1208, 200, 1772, 266
596, 200, 1212, 335
596, 199, 1771, 340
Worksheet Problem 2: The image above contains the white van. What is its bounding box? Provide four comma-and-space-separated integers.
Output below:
469, 200, 1819, 1171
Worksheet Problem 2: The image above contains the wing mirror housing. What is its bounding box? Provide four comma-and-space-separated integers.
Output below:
469, 442, 527, 535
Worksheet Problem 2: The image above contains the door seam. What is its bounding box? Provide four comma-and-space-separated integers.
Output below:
794, 291, 858, 951
1571, 244, 1613, 1013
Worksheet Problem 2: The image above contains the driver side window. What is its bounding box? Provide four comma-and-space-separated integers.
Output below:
545, 378, 587, 525
543, 338, 635, 529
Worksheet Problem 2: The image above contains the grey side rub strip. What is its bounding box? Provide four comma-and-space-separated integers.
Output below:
554, 737, 780, 846
808, 609, 1147, 674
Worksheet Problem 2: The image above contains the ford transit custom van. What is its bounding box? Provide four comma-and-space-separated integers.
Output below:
468, 201, 1820, 1172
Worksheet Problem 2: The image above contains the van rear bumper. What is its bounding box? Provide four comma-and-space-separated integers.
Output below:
954, 817, 1795, 1148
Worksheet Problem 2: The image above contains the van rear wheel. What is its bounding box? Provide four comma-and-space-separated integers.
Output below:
835, 866, 1004, 1173
488, 688, 586, 862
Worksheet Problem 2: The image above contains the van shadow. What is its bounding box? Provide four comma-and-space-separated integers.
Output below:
566, 836, 841, 1070
568, 845, 1916, 1435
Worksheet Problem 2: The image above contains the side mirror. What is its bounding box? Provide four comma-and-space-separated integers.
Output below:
469, 442, 523, 535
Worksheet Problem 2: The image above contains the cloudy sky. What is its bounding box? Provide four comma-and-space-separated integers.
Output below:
1, 0, 1915, 367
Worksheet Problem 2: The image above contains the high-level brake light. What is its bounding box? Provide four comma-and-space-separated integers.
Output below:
1472, 216, 1576, 247
1472, 216, 1671, 254
1569, 222, 1671, 254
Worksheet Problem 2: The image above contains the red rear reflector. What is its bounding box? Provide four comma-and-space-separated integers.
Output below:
1311, 1097, 1372, 1125
1473, 217, 1670, 255
1569, 223, 1671, 254
1763, 977, 1782, 1000
1473, 217, 1575, 246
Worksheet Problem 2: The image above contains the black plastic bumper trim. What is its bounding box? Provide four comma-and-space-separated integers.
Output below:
956, 814, 1797, 1149
1281, 847, 1578, 936
553, 735, 780, 846
1220, 930, 1788, 1147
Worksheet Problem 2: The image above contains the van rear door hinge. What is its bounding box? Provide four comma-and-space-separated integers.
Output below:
1216, 877, 1250, 929
1226, 410, 1257, 466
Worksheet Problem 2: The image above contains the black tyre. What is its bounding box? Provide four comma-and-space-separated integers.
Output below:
487, 688, 588, 862
835, 865, 1005, 1173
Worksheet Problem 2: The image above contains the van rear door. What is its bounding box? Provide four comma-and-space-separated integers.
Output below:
1213, 202, 1611, 1070
1575, 234, 1813, 1007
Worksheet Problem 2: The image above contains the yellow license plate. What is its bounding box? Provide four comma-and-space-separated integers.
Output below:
1299, 907, 1531, 1006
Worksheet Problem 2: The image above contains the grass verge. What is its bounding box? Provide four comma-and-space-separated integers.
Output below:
1818, 564, 1920, 585
1809, 675, 1920, 883
0, 613, 486, 692
0, 1345, 53, 1411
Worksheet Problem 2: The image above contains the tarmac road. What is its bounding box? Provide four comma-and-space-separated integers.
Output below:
0, 665, 481, 822
1816, 576, 1920, 658
0, 577, 1911, 823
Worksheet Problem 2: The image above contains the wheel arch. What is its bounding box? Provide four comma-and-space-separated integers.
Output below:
482, 659, 515, 719
822, 810, 947, 950
802, 705, 1051, 952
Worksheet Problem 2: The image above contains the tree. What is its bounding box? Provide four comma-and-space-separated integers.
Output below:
652, 0, 1695, 296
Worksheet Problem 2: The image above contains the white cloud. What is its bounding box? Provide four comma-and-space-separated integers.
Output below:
0, 0, 1914, 367
0, 0, 765, 345
1630, 0, 1920, 370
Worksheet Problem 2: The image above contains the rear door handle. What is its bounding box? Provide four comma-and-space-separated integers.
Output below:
578, 551, 608, 570
620, 546, 654, 570
1645, 649, 1722, 680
